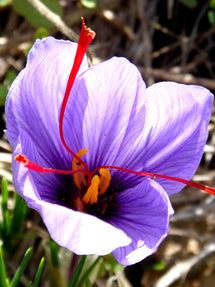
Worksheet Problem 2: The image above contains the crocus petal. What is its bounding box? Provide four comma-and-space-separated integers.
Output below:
142, 82, 213, 195
62, 57, 147, 170
6, 37, 88, 168
109, 179, 172, 265
115, 82, 213, 194
12, 134, 131, 255
30, 200, 131, 255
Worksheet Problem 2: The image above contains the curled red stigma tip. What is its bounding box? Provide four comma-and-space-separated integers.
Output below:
80, 17, 96, 45
15, 154, 28, 165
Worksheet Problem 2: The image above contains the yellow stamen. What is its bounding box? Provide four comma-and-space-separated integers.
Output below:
82, 175, 100, 204
99, 168, 111, 195
72, 149, 88, 189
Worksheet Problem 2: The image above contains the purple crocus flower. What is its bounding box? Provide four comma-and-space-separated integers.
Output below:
5, 20, 214, 266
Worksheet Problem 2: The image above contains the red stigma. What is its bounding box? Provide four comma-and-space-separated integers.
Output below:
90, 165, 215, 196
15, 154, 88, 175
59, 18, 95, 175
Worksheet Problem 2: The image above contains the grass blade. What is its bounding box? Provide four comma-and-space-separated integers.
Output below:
77, 256, 101, 287
0, 245, 9, 287
1, 178, 8, 212
1, 178, 10, 241
50, 238, 59, 268
10, 192, 28, 237
68, 256, 87, 287
9, 247, 33, 287
33, 257, 45, 287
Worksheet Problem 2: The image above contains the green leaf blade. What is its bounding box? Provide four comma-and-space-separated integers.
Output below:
68, 256, 87, 287
33, 257, 45, 287
10, 192, 28, 238
77, 257, 101, 287
50, 238, 59, 268
13, 0, 63, 29
10, 247, 33, 287
1, 178, 11, 246
0, 245, 9, 287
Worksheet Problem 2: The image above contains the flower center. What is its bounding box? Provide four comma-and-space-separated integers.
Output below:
71, 149, 111, 209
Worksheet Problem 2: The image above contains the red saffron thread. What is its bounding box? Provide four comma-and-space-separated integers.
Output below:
59, 18, 95, 175
15, 155, 88, 175
15, 154, 215, 196
90, 165, 215, 196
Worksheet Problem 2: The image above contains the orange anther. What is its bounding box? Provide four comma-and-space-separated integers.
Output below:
72, 149, 88, 189
82, 175, 100, 205
99, 168, 111, 195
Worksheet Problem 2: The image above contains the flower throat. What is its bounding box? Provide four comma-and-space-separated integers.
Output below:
15, 18, 215, 206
